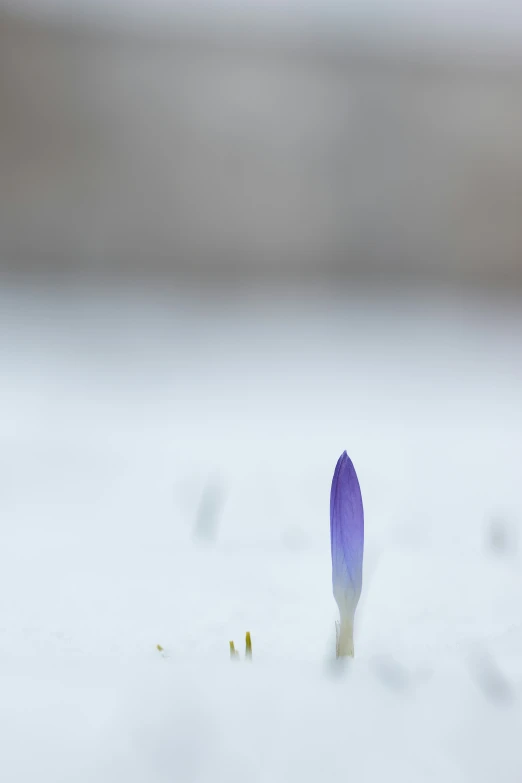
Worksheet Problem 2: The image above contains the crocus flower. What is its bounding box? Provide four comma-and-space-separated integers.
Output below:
330, 451, 364, 657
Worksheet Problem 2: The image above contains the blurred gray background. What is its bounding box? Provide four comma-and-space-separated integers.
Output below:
1, 1, 522, 288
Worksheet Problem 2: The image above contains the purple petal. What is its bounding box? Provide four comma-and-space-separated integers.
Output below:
330, 451, 364, 616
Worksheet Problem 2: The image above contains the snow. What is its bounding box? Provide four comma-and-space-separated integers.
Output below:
1, 281, 521, 782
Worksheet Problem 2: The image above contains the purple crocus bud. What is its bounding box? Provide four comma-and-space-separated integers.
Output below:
330, 451, 364, 658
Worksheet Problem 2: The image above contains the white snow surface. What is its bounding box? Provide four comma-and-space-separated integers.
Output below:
1, 281, 522, 782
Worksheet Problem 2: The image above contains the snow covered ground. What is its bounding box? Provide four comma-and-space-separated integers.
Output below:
1, 280, 521, 782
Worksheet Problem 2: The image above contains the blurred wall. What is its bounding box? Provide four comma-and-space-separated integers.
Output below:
1, 12, 522, 286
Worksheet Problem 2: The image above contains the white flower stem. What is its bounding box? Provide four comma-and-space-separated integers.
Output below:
336, 615, 355, 658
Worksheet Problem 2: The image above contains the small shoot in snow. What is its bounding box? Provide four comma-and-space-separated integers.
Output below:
245, 632, 252, 661
229, 632, 252, 662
